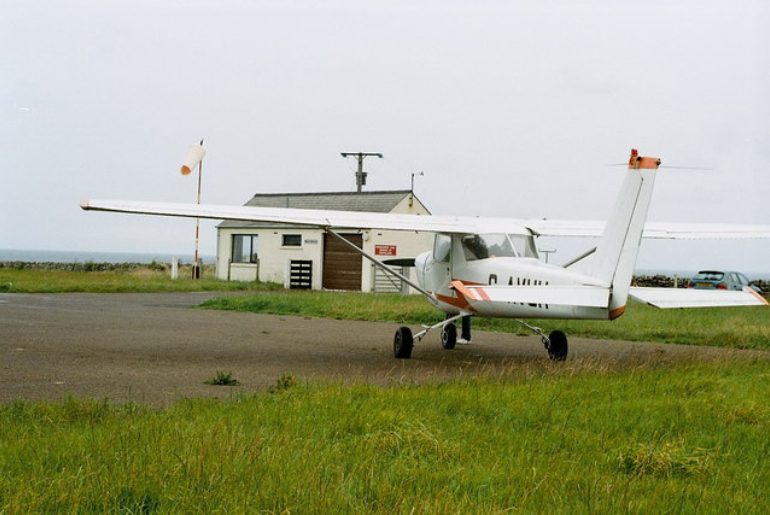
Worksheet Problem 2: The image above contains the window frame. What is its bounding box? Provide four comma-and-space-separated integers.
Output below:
231, 234, 259, 264
281, 234, 303, 248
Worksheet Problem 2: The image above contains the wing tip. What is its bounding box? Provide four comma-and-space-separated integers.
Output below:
744, 286, 770, 306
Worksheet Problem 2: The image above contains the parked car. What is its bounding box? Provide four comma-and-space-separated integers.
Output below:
687, 270, 763, 293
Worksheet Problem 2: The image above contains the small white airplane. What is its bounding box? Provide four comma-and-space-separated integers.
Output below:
82, 149, 769, 360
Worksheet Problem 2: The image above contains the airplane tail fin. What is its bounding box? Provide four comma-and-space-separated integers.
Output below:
589, 149, 661, 317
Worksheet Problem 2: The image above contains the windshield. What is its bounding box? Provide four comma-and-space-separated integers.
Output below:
461, 234, 516, 261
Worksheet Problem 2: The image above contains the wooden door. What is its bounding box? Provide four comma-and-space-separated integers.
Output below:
322, 233, 363, 290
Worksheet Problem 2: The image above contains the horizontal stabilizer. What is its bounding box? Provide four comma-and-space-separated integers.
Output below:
451, 281, 609, 310
629, 287, 768, 309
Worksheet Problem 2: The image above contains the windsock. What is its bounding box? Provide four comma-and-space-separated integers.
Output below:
180, 144, 205, 175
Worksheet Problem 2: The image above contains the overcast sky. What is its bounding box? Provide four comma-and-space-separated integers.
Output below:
2, 0, 768, 272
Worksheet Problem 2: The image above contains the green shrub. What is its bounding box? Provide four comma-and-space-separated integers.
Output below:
203, 371, 240, 386
268, 372, 297, 393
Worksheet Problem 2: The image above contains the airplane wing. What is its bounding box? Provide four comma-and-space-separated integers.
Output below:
81, 200, 534, 235
81, 200, 770, 239
629, 286, 769, 309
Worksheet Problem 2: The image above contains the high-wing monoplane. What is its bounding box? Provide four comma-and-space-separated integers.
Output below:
82, 149, 769, 360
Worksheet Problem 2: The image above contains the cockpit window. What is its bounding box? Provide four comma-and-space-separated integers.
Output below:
509, 234, 539, 259
461, 234, 516, 261
433, 234, 451, 262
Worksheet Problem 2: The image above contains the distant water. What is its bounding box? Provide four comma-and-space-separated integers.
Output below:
0, 249, 215, 264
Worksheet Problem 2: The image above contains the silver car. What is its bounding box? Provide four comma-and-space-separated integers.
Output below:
687, 270, 762, 293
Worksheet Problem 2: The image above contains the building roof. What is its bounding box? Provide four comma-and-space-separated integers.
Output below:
217, 190, 429, 229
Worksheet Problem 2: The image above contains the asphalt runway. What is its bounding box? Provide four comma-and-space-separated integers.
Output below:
1, 292, 764, 406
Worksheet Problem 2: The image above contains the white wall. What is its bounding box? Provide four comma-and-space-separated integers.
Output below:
217, 227, 324, 288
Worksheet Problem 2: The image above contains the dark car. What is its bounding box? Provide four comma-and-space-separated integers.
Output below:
687, 270, 762, 293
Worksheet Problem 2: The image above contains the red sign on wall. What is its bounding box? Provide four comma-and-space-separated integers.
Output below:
374, 245, 397, 256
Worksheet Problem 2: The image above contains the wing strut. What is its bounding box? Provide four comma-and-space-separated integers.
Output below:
562, 246, 597, 269
325, 230, 433, 298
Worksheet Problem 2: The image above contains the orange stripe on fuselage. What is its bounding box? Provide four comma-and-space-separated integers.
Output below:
444, 279, 496, 311
453, 279, 485, 286
450, 280, 478, 301
609, 305, 626, 320
435, 292, 473, 311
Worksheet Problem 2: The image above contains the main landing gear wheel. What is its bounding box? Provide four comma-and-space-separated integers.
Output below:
394, 326, 414, 359
441, 323, 457, 350
547, 330, 568, 361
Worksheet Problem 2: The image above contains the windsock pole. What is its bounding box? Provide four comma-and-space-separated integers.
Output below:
192, 139, 203, 279
180, 139, 206, 279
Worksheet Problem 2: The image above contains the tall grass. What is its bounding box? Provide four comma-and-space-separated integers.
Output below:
0, 359, 768, 512
202, 290, 770, 350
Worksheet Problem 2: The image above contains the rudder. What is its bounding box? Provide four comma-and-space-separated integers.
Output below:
589, 149, 661, 317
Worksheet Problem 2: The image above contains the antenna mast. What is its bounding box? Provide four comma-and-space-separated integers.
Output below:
340, 152, 383, 192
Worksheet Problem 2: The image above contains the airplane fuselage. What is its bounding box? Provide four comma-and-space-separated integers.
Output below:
414, 234, 613, 320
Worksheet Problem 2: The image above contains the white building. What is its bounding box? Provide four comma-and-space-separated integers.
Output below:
215, 190, 432, 292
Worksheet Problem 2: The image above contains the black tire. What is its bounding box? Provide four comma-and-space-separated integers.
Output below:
441, 323, 457, 350
547, 330, 568, 361
394, 326, 414, 359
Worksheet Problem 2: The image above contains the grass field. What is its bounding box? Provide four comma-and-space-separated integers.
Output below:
0, 266, 276, 294
1, 358, 768, 512
202, 290, 770, 350
2, 266, 768, 511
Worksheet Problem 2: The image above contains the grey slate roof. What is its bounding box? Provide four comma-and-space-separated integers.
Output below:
217, 190, 429, 229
